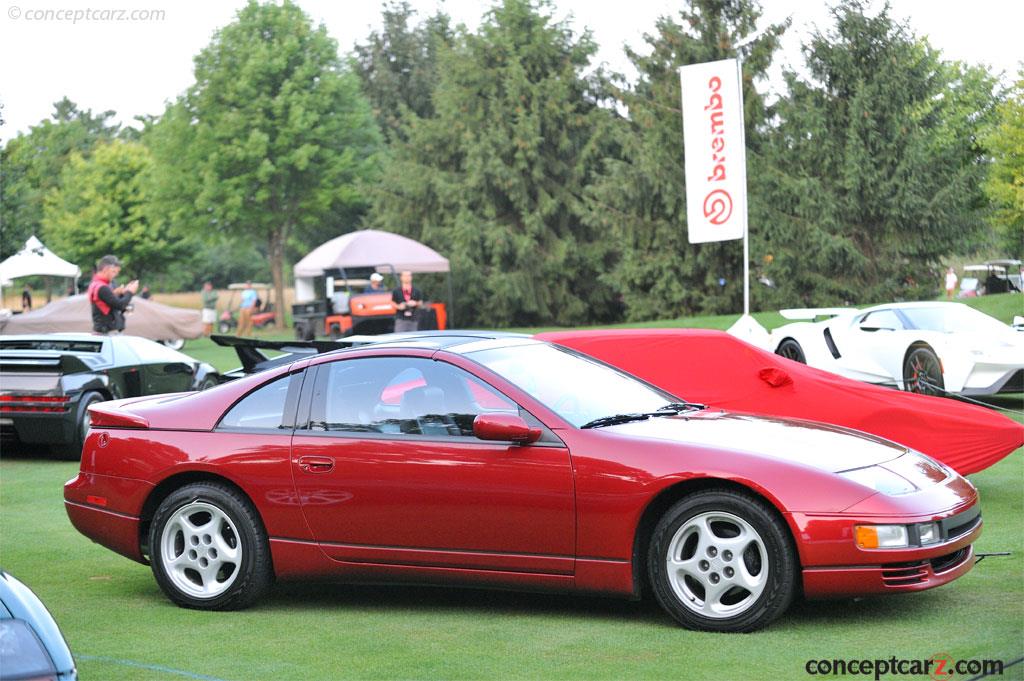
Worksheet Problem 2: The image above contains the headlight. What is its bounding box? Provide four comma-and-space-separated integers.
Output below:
855, 524, 908, 548
839, 465, 917, 496
855, 521, 946, 549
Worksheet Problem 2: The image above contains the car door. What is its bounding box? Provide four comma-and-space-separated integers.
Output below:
834, 309, 906, 385
290, 354, 575, 575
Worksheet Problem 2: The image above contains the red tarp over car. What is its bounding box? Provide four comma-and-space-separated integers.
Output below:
537, 329, 1023, 475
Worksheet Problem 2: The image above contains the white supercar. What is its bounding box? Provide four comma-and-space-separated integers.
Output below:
766, 302, 1024, 397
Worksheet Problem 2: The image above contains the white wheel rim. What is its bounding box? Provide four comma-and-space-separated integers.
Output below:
665, 511, 769, 619
160, 501, 242, 599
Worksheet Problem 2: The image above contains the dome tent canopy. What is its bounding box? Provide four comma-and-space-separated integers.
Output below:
293, 230, 449, 277
0, 236, 81, 283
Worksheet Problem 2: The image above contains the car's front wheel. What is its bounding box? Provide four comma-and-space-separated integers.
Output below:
903, 346, 944, 396
149, 482, 273, 610
648, 489, 797, 632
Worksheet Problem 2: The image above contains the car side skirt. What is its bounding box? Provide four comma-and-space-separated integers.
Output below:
269, 537, 575, 592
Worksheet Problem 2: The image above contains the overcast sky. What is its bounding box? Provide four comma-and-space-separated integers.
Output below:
1, 0, 1021, 143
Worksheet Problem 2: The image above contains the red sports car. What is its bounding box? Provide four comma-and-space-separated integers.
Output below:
65, 334, 981, 632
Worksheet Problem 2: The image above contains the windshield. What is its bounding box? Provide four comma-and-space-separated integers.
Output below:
900, 305, 1011, 335
467, 343, 679, 427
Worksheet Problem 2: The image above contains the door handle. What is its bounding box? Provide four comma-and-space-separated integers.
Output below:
297, 456, 335, 473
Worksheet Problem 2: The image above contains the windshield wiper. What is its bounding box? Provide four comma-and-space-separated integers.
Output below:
581, 403, 707, 429
656, 402, 707, 413
581, 413, 654, 429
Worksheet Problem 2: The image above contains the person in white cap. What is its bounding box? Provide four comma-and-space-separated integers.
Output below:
364, 272, 386, 293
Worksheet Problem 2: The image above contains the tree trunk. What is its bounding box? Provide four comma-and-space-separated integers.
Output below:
269, 228, 287, 329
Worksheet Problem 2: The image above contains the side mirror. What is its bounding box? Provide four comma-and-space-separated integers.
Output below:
473, 413, 541, 444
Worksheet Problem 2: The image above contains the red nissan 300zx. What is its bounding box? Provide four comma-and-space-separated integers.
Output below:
65, 334, 981, 632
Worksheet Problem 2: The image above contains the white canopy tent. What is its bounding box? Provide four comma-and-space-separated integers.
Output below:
0, 236, 82, 299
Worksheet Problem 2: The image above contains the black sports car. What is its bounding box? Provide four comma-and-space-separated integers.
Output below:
0, 333, 219, 458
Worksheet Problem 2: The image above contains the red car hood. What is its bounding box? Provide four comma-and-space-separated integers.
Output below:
601, 411, 907, 474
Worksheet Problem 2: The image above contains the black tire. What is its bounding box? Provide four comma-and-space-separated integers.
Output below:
67, 391, 104, 461
647, 489, 797, 632
903, 346, 944, 396
328, 324, 342, 341
218, 320, 233, 334
775, 339, 806, 364
149, 482, 273, 610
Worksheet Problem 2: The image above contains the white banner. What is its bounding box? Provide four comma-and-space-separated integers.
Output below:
679, 59, 747, 243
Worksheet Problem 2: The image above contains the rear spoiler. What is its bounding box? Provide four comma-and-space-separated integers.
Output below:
211, 335, 343, 375
779, 307, 856, 321
88, 402, 150, 429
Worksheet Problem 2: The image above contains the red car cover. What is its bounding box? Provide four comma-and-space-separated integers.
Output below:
537, 329, 1023, 475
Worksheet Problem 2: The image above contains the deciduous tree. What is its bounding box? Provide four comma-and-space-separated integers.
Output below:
1, 98, 119, 258
43, 140, 180, 279
149, 0, 381, 326
982, 69, 1024, 254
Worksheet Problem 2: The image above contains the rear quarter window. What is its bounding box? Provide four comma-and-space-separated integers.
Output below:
219, 375, 292, 430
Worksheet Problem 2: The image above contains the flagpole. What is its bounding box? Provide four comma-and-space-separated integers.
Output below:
736, 57, 750, 317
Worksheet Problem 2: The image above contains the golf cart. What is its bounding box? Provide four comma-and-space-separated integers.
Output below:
292, 266, 448, 340
292, 230, 452, 340
959, 262, 1021, 297
218, 283, 276, 334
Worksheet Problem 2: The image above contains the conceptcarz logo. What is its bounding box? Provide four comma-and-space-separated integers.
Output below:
804, 653, 1007, 680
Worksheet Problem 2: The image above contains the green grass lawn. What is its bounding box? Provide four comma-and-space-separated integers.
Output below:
2, 447, 1020, 680
2, 293, 1021, 679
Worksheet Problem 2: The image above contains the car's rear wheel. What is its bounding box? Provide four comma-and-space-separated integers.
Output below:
149, 482, 272, 610
66, 391, 104, 461
903, 346, 944, 396
775, 339, 806, 363
648, 489, 797, 632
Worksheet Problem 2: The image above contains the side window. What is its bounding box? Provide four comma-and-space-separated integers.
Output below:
860, 309, 903, 330
220, 375, 292, 430
307, 357, 517, 438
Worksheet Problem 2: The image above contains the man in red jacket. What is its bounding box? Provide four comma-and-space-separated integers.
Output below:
87, 255, 138, 334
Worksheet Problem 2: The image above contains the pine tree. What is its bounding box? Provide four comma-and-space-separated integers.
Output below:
584, 0, 788, 320
370, 0, 620, 327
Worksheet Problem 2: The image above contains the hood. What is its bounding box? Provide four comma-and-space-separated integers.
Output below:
603, 411, 907, 473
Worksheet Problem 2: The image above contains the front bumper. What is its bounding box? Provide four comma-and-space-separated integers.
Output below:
791, 503, 982, 598
961, 366, 1024, 396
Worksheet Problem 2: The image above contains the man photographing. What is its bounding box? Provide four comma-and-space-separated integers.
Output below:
88, 254, 139, 334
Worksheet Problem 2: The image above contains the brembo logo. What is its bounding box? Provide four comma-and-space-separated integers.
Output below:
702, 76, 733, 226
